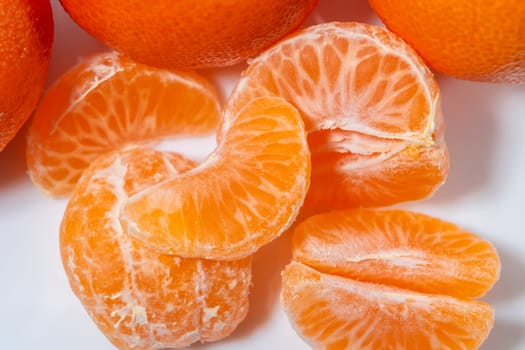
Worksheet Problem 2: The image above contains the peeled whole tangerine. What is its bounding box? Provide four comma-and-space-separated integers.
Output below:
60, 147, 251, 349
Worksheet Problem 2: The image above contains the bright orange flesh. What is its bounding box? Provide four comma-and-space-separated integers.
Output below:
60, 147, 251, 349
292, 209, 500, 299
225, 22, 449, 214
59, 0, 319, 70
368, 0, 525, 83
281, 209, 500, 349
120, 96, 311, 260
26, 51, 221, 196
0, 0, 53, 151
282, 262, 494, 350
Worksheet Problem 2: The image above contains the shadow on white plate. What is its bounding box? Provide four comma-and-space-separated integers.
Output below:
47, 0, 107, 86
200, 62, 248, 104
481, 245, 525, 349
305, 0, 381, 26
229, 231, 294, 339
486, 245, 525, 303
0, 124, 30, 189
481, 318, 525, 350
427, 76, 503, 203
188, 231, 294, 349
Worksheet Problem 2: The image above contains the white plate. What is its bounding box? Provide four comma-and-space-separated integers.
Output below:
1, 0, 524, 349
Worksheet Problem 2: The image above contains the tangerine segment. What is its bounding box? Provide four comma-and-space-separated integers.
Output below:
120, 96, 311, 260
293, 209, 500, 299
306, 128, 448, 209
26, 51, 221, 197
281, 262, 494, 350
60, 147, 251, 350
224, 22, 448, 212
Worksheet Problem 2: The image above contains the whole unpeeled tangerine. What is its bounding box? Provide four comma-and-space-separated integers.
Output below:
59, 0, 319, 70
0, 0, 53, 151
368, 0, 525, 83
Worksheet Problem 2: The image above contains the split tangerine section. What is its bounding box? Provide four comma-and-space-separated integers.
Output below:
120, 96, 311, 260
225, 22, 449, 214
61, 147, 251, 349
281, 209, 500, 349
26, 51, 221, 197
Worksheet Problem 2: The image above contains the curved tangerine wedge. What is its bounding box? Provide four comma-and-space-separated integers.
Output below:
281, 209, 500, 349
225, 22, 449, 213
60, 147, 251, 350
120, 96, 311, 260
27, 51, 221, 197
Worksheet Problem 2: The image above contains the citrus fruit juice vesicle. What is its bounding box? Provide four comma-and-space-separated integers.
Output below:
224, 22, 449, 214
61, 147, 252, 349
281, 209, 500, 349
26, 51, 221, 197
120, 96, 311, 260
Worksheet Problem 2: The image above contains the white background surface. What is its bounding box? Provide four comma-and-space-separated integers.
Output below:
1, 0, 524, 349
